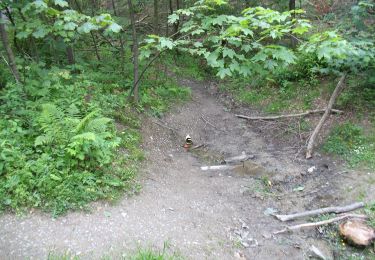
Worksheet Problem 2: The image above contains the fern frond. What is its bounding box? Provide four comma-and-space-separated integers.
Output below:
86, 117, 112, 133
75, 110, 98, 133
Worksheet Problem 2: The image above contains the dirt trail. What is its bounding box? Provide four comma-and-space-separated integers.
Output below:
0, 77, 366, 259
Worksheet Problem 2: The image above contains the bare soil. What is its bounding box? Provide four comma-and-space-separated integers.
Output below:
0, 77, 374, 260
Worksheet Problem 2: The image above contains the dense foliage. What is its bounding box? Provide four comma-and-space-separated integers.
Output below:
0, 0, 374, 216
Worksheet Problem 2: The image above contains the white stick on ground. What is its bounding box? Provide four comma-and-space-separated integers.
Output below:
275, 202, 365, 222
273, 214, 368, 235
235, 109, 343, 120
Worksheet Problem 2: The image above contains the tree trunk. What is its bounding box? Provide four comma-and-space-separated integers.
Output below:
0, 12, 21, 83
289, 0, 297, 47
112, 0, 126, 72
153, 0, 159, 34
127, 0, 140, 103
66, 45, 75, 65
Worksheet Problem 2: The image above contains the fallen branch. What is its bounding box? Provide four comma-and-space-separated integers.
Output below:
200, 165, 237, 171
235, 109, 342, 120
306, 73, 347, 158
273, 214, 368, 235
200, 115, 219, 130
224, 152, 255, 164
152, 119, 179, 133
275, 202, 364, 222
191, 144, 205, 150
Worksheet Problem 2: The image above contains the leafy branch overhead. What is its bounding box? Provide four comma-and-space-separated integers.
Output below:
8, 0, 122, 42
141, 1, 374, 78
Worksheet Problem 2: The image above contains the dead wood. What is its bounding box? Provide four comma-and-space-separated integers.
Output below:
200, 165, 237, 171
200, 115, 219, 130
224, 152, 255, 164
235, 109, 342, 120
339, 219, 375, 247
152, 119, 179, 133
275, 202, 365, 222
306, 73, 347, 158
273, 214, 368, 235
191, 144, 205, 150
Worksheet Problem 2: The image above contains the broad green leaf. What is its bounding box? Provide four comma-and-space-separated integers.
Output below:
217, 68, 232, 79
106, 23, 122, 33
32, 28, 49, 38
159, 38, 174, 49
63, 22, 77, 31
54, 0, 69, 7
222, 48, 236, 58
168, 13, 179, 24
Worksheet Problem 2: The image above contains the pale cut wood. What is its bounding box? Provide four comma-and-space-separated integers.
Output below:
275, 202, 364, 222
224, 152, 255, 164
274, 214, 368, 235
306, 73, 347, 158
200, 165, 237, 171
235, 109, 342, 120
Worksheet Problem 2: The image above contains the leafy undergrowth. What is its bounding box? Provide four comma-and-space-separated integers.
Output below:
0, 59, 190, 216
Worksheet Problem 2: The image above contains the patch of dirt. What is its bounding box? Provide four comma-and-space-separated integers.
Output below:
0, 77, 374, 259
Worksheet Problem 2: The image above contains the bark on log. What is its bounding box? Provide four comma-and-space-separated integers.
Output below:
235, 109, 342, 120
306, 73, 347, 158
275, 202, 364, 222
273, 214, 368, 235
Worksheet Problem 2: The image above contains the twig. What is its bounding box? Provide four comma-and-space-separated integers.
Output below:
235, 109, 343, 121
306, 73, 347, 158
152, 119, 179, 133
275, 202, 364, 222
191, 144, 205, 150
273, 214, 368, 235
200, 115, 219, 130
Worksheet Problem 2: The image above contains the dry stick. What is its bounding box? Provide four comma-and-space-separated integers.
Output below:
235, 109, 342, 120
275, 202, 364, 222
191, 144, 205, 150
273, 214, 368, 235
152, 119, 179, 133
200, 115, 219, 130
306, 73, 347, 158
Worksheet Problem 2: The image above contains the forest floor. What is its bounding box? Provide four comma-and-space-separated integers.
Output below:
0, 76, 374, 259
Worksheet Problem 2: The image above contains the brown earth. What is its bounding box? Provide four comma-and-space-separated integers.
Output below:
0, 77, 374, 259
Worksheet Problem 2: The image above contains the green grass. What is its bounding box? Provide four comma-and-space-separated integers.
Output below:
322, 122, 375, 169
47, 244, 183, 260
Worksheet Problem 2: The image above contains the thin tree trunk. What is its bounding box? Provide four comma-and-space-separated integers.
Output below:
66, 45, 75, 64
0, 12, 21, 83
111, 0, 126, 72
289, 0, 297, 47
173, 0, 180, 37
154, 0, 159, 34
127, 0, 140, 103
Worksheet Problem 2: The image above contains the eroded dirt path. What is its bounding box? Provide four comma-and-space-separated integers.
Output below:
1, 77, 371, 259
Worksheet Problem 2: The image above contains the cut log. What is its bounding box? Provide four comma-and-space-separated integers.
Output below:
273, 214, 368, 235
339, 219, 375, 247
200, 165, 237, 171
235, 109, 342, 120
306, 73, 347, 159
275, 202, 364, 222
224, 151, 255, 164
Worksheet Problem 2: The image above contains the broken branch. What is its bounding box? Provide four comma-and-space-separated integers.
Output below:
306, 73, 347, 158
235, 109, 342, 120
273, 214, 368, 235
275, 202, 364, 222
